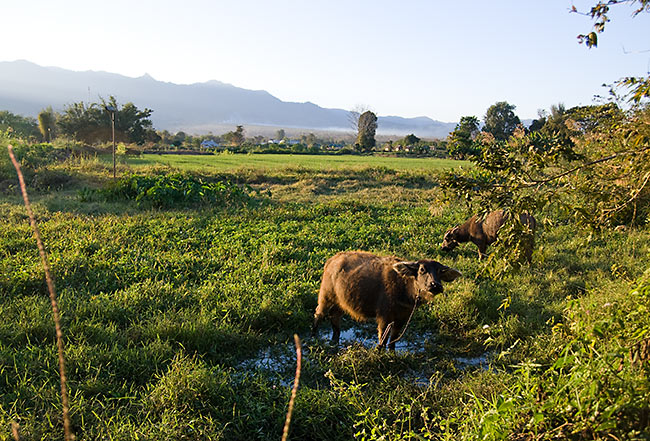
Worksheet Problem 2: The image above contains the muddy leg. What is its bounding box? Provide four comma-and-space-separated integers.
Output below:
329, 305, 343, 346
312, 312, 324, 338
311, 301, 328, 338
388, 320, 405, 351
377, 318, 391, 349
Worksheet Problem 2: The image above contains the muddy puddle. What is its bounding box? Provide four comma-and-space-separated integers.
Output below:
237, 323, 490, 387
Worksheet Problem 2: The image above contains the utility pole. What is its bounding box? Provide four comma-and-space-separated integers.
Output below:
105, 105, 117, 179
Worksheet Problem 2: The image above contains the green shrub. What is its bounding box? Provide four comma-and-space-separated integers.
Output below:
94, 173, 255, 208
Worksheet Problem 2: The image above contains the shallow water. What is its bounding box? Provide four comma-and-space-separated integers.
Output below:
237, 323, 487, 387
454, 353, 490, 368
317, 323, 438, 353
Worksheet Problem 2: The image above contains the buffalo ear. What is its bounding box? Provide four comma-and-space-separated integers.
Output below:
393, 261, 418, 277
439, 265, 462, 282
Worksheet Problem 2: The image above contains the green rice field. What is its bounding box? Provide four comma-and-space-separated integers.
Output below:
126, 153, 467, 172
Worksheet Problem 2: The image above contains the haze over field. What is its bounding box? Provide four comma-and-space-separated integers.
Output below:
0, 60, 457, 137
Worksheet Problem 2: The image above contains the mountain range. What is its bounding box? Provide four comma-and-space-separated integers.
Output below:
0, 60, 456, 138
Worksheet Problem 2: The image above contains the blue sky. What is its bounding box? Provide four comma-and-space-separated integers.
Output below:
2, 0, 649, 122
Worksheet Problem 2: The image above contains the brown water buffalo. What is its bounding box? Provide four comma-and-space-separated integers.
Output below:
311, 251, 461, 350
441, 210, 536, 261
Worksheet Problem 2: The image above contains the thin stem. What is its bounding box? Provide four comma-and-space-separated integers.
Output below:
281, 334, 302, 441
7, 145, 74, 441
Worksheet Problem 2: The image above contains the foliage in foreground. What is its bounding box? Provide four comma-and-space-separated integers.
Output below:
440, 270, 650, 440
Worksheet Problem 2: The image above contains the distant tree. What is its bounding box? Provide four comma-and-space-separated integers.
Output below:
57, 96, 153, 144
348, 104, 371, 134
0, 110, 40, 139
109, 98, 153, 145
528, 103, 622, 149
484, 101, 521, 141
188, 135, 202, 149
536, 103, 576, 147
301, 132, 317, 147
159, 130, 173, 145
447, 116, 480, 159
37, 107, 57, 142
223, 125, 245, 146
565, 102, 624, 134
57, 102, 98, 142
145, 129, 161, 144
275, 129, 285, 140
172, 131, 186, 147
528, 109, 547, 132
542, 104, 567, 132
403, 134, 421, 145
356, 111, 378, 151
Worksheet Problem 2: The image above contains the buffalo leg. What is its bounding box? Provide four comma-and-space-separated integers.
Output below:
311, 312, 324, 338
477, 243, 487, 260
388, 319, 406, 351
377, 318, 392, 348
329, 305, 343, 346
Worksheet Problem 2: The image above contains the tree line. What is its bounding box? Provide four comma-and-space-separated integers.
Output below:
0, 96, 157, 145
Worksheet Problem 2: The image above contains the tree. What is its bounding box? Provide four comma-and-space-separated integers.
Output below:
171, 131, 186, 147
0, 110, 40, 140
38, 107, 57, 142
483, 101, 521, 141
110, 99, 154, 145
447, 116, 480, 159
403, 134, 421, 145
356, 111, 378, 151
528, 109, 547, 132
223, 125, 245, 146
348, 104, 371, 134
57, 96, 154, 144
300, 133, 318, 147
275, 129, 285, 140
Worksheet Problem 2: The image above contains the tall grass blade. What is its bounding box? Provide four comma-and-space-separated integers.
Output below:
281, 334, 302, 441
7, 145, 74, 441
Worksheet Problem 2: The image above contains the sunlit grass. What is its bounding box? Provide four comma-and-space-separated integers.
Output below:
125, 152, 469, 172
1, 138, 648, 440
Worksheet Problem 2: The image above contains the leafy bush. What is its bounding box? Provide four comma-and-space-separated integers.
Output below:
439, 267, 650, 440
1, 137, 73, 192
94, 173, 255, 208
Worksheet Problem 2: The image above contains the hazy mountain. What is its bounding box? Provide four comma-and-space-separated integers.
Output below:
0, 60, 456, 138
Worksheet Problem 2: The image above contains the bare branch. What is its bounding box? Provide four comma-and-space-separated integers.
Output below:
518, 146, 649, 188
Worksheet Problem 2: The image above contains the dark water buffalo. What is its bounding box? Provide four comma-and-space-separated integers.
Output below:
441, 210, 536, 261
311, 251, 461, 350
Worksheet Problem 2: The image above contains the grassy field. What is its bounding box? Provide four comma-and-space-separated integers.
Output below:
1, 142, 649, 440
126, 152, 467, 172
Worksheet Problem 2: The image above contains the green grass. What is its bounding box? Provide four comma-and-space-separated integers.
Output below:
1, 139, 649, 440
125, 152, 468, 172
